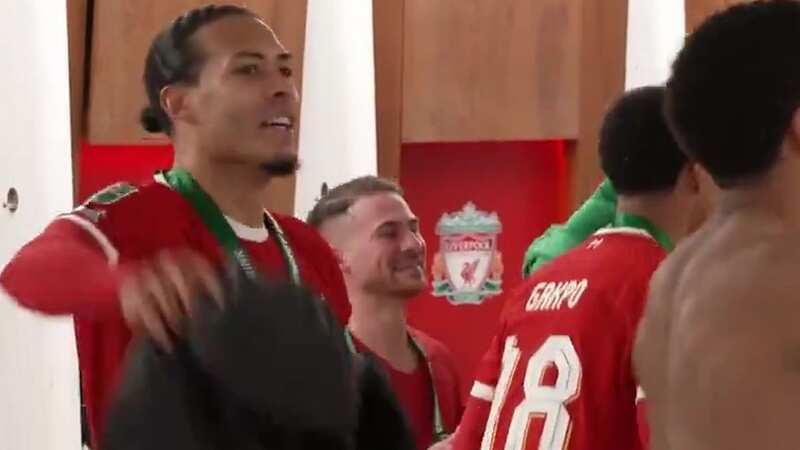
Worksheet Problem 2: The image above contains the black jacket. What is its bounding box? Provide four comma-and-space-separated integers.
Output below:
102, 269, 414, 450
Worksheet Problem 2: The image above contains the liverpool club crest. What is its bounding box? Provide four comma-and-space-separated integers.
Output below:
431, 202, 504, 305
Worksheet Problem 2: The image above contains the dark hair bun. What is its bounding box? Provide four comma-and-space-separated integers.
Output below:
140, 106, 164, 133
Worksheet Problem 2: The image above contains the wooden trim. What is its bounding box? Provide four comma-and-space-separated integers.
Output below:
373, 0, 405, 182
67, 0, 91, 205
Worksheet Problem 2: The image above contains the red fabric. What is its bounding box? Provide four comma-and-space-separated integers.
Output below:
351, 328, 464, 449
400, 140, 569, 397
455, 230, 665, 450
411, 328, 465, 439
0, 219, 124, 317
454, 333, 502, 449
0, 180, 350, 450
379, 359, 434, 450
78, 143, 174, 201
638, 399, 650, 448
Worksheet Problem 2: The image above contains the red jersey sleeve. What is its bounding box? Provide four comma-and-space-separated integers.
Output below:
637, 393, 650, 449
437, 342, 467, 423
411, 328, 466, 431
1, 182, 195, 320
0, 212, 126, 319
455, 328, 505, 450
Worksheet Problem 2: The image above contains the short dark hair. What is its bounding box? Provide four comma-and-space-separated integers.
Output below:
306, 176, 404, 228
599, 86, 687, 195
665, 0, 800, 188
140, 5, 255, 135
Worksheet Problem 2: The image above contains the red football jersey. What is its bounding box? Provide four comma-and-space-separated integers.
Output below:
455, 227, 665, 450
0, 178, 350, 450
351, 328, 464, 449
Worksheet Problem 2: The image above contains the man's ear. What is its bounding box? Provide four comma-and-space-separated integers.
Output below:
686, 162, 701, 194
160, 84, 195, 127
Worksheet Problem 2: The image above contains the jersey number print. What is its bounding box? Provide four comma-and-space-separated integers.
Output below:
482, 335, 582, 450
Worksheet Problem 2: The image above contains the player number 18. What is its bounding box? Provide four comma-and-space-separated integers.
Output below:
482, 335, 582, 450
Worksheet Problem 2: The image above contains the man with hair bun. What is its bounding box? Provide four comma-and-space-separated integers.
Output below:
0, 5, 355, 448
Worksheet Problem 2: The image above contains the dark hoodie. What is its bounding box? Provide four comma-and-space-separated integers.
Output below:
102, 268, 414, 450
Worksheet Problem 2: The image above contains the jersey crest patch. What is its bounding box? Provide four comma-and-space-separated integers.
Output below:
431, 202, 504, 305
85, 182, 138, 205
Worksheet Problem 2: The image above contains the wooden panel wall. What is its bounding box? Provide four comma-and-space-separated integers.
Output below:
373, 0, 405, 182
565, 0, 754, 208
401, 0, 580, 143
571, 0, 628, 207
87, 1, 307, 144
686, 0, 754, 32
83, 0, 307, 214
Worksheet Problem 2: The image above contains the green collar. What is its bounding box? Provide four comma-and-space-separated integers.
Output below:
612, 212, 674, 251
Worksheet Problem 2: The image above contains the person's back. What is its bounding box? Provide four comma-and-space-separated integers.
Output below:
481, 230, 664, 450
454, 86, 712, 450
634, 2, 800, 449
638, 209, 800, 450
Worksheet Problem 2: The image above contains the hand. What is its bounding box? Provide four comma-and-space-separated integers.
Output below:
120, 249, 224, 352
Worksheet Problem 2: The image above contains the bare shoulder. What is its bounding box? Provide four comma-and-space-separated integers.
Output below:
638, 228, 800, 448
694, 232, 800, 306
683, 234, 800, 445
633, 253, 676, 364
634, 231, 704, 377
638, 233, 694, 323
673, 231, 800, 364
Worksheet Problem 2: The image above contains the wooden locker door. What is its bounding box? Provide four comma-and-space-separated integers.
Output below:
401, 0, 580, 143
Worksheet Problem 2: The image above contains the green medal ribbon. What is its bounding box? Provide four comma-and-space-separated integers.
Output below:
344, 329, 449, 443
613, 212, 674, 251
164, 169, 447, 439
161, 168, 301, 285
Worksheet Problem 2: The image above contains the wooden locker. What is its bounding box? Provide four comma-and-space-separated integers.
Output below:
401, 0, 580, 143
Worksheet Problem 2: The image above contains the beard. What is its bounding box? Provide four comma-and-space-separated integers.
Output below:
364, 272, 427, 300
259, 154, 300, 177
388, 283, 426, 300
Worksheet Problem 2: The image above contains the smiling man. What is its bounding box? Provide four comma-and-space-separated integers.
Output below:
308, 176, 465, 449
0, 5, 351, 448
